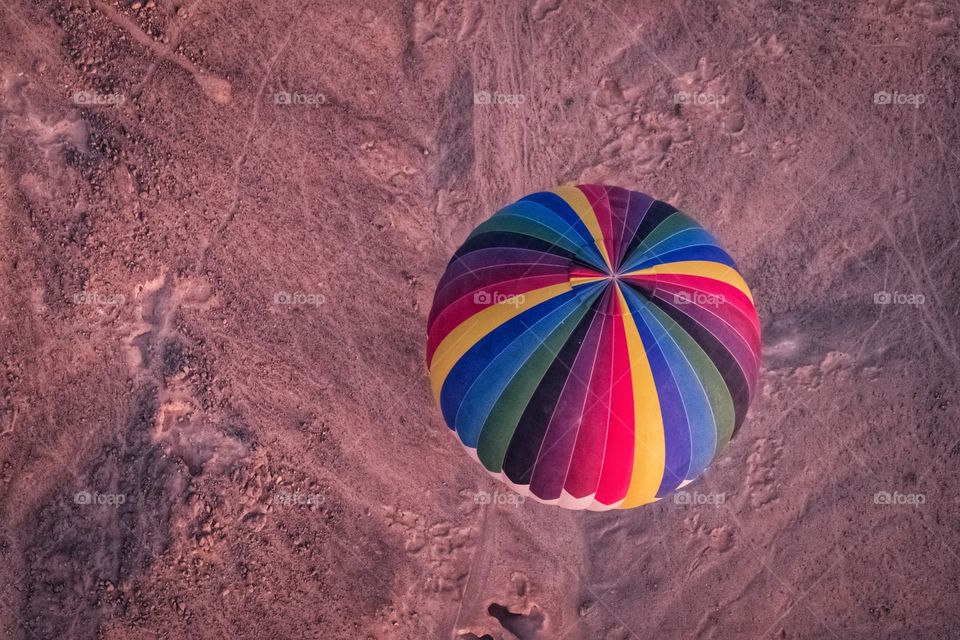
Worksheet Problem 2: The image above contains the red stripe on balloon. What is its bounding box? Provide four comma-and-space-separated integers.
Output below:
428, 258, 569, 331
426, 273, 569, 363
577, 184, 616, 268
645, 280, 761, 361
569, 265, 607, 280
621, 273, 760, 345
594, 288, 636, 505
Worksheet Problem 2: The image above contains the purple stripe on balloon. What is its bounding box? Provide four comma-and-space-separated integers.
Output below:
563, 293, 617, 499
605, 186, 631, 270
438, 247, 569, 288
616, 190, 655, 270
431, 248, 568, 317
529, 287, 610, 500
431, 262, 568, 319
651, 293, 760, 399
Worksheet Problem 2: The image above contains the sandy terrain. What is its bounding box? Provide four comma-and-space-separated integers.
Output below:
1, 0, 959, 638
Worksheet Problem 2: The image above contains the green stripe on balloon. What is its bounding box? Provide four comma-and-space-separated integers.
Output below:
476, 286, 603, 473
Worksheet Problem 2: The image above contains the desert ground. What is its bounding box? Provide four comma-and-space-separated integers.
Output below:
1, 0, 959, 638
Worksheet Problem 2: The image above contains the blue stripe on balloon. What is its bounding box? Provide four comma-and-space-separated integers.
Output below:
639, 302, 718, 480
512, 193, 609, 269
484, 212, 597, 264
625, 244, 738, 272
441, 282, 605, 447
621, 228, 722, 268
620, 286, 692, 496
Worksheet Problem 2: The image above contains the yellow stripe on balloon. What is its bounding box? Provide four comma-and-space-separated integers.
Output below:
622, 261, 754, 303
569, 275, 607, 287
429, 282, 572, 404
614, 286, 666, 508
554, 186, 613, 271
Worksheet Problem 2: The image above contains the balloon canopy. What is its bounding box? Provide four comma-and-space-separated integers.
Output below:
426, 185, 761, 510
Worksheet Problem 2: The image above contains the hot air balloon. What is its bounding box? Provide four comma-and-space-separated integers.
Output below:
426, 185, 760, 510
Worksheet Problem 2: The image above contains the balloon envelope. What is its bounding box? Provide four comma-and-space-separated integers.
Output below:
427, 185, 760, 510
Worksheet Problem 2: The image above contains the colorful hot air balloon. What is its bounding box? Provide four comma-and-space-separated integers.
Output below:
426, 185, 761, 510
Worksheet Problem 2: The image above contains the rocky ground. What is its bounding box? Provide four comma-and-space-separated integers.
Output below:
1, 0, 959, 638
